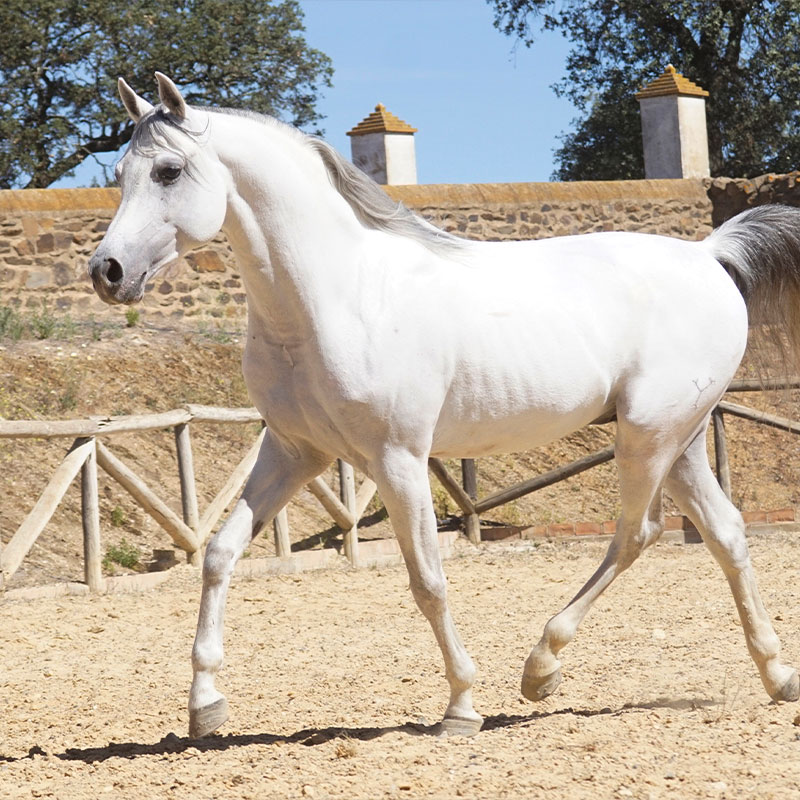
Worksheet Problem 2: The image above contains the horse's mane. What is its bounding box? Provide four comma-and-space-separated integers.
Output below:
305, 137, 468, 257
129, 106, 469, 258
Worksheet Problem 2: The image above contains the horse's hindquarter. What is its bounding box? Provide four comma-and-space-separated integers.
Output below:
429, 233, 748, 457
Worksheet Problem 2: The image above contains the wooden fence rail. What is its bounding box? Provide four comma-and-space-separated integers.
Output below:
2, 377, 798, 592
0, 406, 378, 592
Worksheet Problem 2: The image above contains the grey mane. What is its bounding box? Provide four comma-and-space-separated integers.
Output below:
128, 105, 468, 258
306, 137, 468, 257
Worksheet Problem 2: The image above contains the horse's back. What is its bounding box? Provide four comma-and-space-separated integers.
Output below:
430, 231, 748, 456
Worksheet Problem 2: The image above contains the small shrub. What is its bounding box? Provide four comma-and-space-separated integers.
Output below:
56, 314, 78, 339
110, 506, 127, 527
431, 486, 452, 519
102, 538, 140, 571
29, 301, 56, 340
58, 379, 80, 412
0, 306, 24, 340
125, 308, 140, 327
334, 736, 358, 759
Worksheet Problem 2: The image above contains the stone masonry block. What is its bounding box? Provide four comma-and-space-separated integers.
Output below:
187, 249, 227, 273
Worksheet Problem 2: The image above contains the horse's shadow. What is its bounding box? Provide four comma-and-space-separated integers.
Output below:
1, 696, 717, 765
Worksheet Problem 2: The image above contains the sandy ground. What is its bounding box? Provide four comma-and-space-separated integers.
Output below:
2, 532, 800, 799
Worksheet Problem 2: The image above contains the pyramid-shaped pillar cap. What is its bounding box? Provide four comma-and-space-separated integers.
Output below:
347, 103, 418, 136
635, 65, 709, 100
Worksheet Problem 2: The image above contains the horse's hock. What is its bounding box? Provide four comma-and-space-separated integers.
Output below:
6, 174, 798, 326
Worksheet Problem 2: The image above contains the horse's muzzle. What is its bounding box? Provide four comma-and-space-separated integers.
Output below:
88, 255, 144, 305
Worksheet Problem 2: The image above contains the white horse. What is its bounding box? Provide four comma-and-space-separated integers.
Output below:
90, 74, 799, 738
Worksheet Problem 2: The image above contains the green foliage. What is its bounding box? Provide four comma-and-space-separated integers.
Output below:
0, 0, 333, 188
0, 302, 82, 341
58, 374, 81, 412
102, 538, 140, 570
489, 1, 800, 180
431, 485, 453, 519
125, 308, 140, 327
110, 506, 127, 527
28, 301, 57, 340
0, 306, 24, 340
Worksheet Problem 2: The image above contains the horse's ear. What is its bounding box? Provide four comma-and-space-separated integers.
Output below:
155, 72, 187, 121
118, 78, 154, 123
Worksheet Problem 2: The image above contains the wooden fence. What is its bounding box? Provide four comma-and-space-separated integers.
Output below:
0, 406, 378, 592
1, 378, 798, 592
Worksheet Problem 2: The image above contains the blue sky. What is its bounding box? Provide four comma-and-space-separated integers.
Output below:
57, 0, 576, 187
298, 0, 574, 184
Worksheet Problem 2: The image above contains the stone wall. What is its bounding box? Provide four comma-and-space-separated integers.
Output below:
0, 188, 245, 323
387, 178, 712, 241
0, 174, 779, 325
706, 171, 800, 226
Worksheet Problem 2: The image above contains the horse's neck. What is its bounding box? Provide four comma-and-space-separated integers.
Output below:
215, 117, 366, 342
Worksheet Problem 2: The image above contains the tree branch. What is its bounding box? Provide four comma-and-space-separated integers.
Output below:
24, 125, 133, 189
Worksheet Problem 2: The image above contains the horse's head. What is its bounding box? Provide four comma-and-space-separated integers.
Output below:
89, 74, 229, 304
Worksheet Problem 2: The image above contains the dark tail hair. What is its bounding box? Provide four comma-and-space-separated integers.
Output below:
704, 204, 800, 368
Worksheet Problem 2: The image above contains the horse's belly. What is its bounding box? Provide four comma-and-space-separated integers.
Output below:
431, 372, 613, 458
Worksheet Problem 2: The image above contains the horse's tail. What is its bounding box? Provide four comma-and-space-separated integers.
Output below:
703, 204, 800, 366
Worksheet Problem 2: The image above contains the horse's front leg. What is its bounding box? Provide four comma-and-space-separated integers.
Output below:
372, 450, 483, 736
189, 431, 328, 738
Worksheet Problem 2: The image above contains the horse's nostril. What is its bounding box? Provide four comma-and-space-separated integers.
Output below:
105, 257, 123, 284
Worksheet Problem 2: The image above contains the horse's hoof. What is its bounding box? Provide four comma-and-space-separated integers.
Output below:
189, 697, 229, 738
438, 714, 484, 737
769, 669, 799, 703
521, 667, 562, 702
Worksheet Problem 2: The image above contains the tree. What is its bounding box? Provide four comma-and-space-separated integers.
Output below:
489, 1, 800, 180
0, 0, 333, 188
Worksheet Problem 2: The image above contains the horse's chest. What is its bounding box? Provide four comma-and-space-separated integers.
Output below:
241, 340, 357, 449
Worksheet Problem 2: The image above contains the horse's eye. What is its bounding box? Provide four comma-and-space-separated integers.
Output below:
157, 164, 182, 184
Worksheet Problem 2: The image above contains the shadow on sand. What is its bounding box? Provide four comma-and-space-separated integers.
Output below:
1, 695, 717, 765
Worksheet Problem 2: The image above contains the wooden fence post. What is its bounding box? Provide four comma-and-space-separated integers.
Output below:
461, 459, 481, 544
175, 422, 201, 564
712, 408, 732, 501
81, 437, 104, 592
0, 437, 94, 584
428, 458, 480, 542
338, 459, 359, 566
273, 507, 291, 558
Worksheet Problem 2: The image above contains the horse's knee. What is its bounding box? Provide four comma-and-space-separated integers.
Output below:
203, 539, 238, 584
692, 503, 749, 567
704, 525, 750, 571
409, 572, 448, 617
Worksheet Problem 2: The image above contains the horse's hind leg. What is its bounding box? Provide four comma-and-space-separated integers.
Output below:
522, 424, 672, 702
665, 430, 799, 703
189, 432, 328, 738
371, 449, 483, 736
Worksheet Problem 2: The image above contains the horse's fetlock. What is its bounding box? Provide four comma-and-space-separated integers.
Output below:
192, 641, 223, 672
543, 616, 573, 653
447, 660, 477, 692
